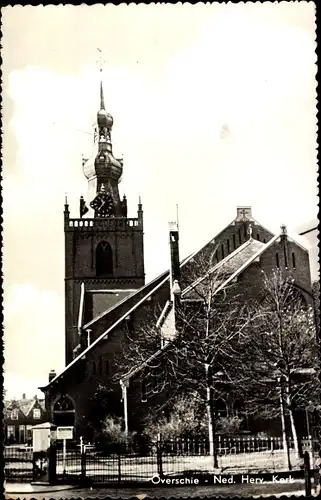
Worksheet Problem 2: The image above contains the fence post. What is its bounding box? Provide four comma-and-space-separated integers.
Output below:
48, 444, 57, 485
304, 451, 312, 496
80, 448, 86, 484
117, 447, 121, 484
157, 436, 163, 478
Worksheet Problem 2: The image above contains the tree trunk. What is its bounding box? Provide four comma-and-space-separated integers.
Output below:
279, 377, 292, 470
285, 391, 299, 455
206, 383, 218, 468
282, 377, 299, 455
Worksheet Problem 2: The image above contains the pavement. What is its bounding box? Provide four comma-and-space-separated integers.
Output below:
4, 479, 317, 499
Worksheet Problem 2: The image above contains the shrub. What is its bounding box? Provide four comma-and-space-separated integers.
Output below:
216, 415, 243, 435
143, 394, 207, 441
95, 416, 136, 454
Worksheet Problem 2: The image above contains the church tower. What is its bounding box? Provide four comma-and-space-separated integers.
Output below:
64, 71, 145, 365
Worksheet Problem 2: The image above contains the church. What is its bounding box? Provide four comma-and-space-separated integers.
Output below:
40, 76, 314, 439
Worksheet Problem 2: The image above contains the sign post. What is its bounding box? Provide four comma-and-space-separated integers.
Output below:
57, 427, 74, 477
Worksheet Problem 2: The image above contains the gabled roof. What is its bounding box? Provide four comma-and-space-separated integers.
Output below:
4, 397, 45, 418
182, 238, 265, 300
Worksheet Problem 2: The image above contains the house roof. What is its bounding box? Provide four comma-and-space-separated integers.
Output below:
4, 397, 45, 418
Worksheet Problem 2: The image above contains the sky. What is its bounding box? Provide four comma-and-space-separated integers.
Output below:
2, 3, 318, 400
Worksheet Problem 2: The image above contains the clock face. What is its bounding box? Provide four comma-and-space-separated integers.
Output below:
90, 193, 114, 217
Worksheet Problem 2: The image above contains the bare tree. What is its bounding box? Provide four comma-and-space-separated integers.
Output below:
237, 270, 320, 456
115, 253, 258, 468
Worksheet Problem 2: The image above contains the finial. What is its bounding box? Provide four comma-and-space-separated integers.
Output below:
176, 204, 179, 231
139, 195, 142, 205
281, 224, 287, 235
65, 193, 68, 205
97, 48, 106, 110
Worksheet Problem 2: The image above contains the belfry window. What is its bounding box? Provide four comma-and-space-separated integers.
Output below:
238, 229, 242, 244
257, 234, 260, 241
292, 252, 296, 269
227, 239, 230, 253
276, 253, 280, 268
96, 241, 113, 277
233, 234, 236, 249
221, 244, 225, 259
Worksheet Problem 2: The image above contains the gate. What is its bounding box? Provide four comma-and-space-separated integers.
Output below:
4, 446, 34, 482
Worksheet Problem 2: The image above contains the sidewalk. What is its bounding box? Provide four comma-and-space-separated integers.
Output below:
5, 483, 76, 494
4, 479, 313, 499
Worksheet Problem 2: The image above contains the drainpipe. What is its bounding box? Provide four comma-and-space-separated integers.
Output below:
120, 379, 129, 437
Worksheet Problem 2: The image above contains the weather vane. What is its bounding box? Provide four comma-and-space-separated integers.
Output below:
96, 48, 106, 73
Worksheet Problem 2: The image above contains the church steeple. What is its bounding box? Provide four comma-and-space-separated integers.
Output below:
82, 65, 124, 218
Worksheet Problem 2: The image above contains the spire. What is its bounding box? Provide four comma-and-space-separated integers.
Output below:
100, 71, 105, 110
96, 48, 113, 132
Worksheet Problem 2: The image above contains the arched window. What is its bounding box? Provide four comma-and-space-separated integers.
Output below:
292, 252, 296, 269
216, 398, 228, 418
53, 395, 75, 427
221, 244, 225, 259
233, 234, 236, 249
227, 239, 230, 253
276, 253, 280, 268
96, 241, 113, 276
257, 234, 260, 241
238, 229, 242, 244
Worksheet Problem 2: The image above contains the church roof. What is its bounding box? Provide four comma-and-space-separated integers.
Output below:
83, 289, 137, 326
182, 238, 265, 300
41, 254, 192, 390
42, 210, 308, 392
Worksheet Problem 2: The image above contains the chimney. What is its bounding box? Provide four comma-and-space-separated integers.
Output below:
49, 369, 56, 383
169, 222, 180, 300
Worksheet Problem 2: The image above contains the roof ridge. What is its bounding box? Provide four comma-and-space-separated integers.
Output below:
214, 234, 279, 295
182, 238, 255, 297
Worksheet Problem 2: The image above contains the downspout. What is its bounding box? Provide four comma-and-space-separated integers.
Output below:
120, 379, 129, 437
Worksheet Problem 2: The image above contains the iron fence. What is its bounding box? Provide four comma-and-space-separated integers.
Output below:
4, 437, 310, 484
4, 446, 34, 482
53, 436, 304, 484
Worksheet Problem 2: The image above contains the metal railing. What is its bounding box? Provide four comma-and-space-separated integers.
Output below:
53, 437, 305, 484
4, 446, 34, 482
